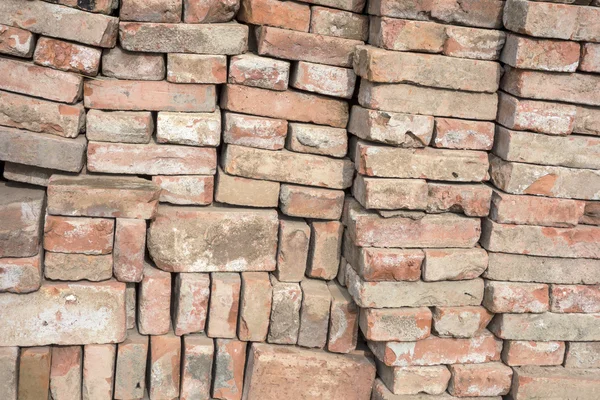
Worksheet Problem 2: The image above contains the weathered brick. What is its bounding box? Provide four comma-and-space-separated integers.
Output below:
228, 53, 290, 91
565, 342, 600, 368
280, 184, 344, 221
291, 61, 356, 98
0, 251, 42, 293
84, 79, 216, 112
86, 110, 153, 144
327, 282, 359, 353
432, 306, 493, 338
45, 0, 118, 14
550, 284, 600, 313
221, 84, 349, 128
359, 81, 498, 120
268, 277, 302, 344
223, 112, 287, 150
310, 6, 368, 40
352, 176, 428, 211
183, 0, 239, 23
114, 329, 148, 400
443, 26, 506, 61
369, 17, 446, 53
138, 262, 171, 335
510, 366, 600, 400
119, 21, 248, 54
0, 24, 35, 58
422, 249, 488, 281
1, 348, 23, 400
33, 37, 101, 76
101, 47, 165, 81
307, 221, 343, 280
44, 253, 113, 282
580, 43, 600, 72
298, 279, 331, 348
153, 175, 214, 206
426, 182, 493, 217
214, 168, 278, 208
238, 272, 272, 342
0, 0, 118, 47
275, 218, 310, 282
113, 218, 145, 283
208, 273, 241, 339
167, 53, 227, 84
172, 273, 210, 336
213, 339, 246, 400
360, 307, 431, 342
120, 0, 182, 22
125, 284, 136, 330
2, 163, 63, 187
483, 281, 549, 313
501, 33, 580, 72
376, 364, 450, 396
287, 123, 347, 158
448, 363, 512, 397
156, 109, 221, 147
181, 334, 214, 400
238, 0, 310, 31
50, 346, 82, 400
489, 312, 600, 341
502, 341, 565, 366
575, 105, 600, 136
83, 344, 116, 400
432, 118, 494, 150
148, 330, 181, 400
581, 201, 600, 225
44, 216, 114, 255
18, 347, 51, 400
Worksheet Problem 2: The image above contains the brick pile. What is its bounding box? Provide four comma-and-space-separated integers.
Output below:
0, 0, 598, 399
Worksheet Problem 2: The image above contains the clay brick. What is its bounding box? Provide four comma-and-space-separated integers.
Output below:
580, 43, 600, 72
119, 21, 248, 54
114, 329, 148, 400
2, 163, 63, 187
239, 272, 272, 342
327, 282, 359, 353
565, 342, 600, 368
167, 54, 227, 84
33, 37, 101, 76
148, 205, 278, 272
138, 262, 171, 335
83, 344, 116, 400
257, 26, 363, 68
502, 341, 565, 366
237, 0, 310, 31
280, 184, 344, 220
125, 284, 136, 330
298, 279, 331, 348
120, 0, 182, 22
348, 106, 434, 147
489, 312, 600, 341
223, 112, 287, 150
310, 6, 368, 40
369, 17, 446, 53
148, 330, 181, 400
422, 249, 488, 282
501, 33, 580, 72
44, 253, 113, 282
432, 306, 493, 338
48, 0, 118, 14
275, 218, 310, 282
0, 347, 19, 400
360, 307, 431, 342
575, 105, 600, 136
0, 24, 35, 58
432, 118, 494, 150
221, 84, 349, 128
448, 363, 512, 397
101, 47, 165, 81
213, 339, 246, 400
483, 281, 549, 313
0, 0, 118, 47
286, 123, 347, 158
352, 176, 428, 211
0, 251, 42, 293
113, 218, 145, 283
153, 175, 214, 206
510, 366, 600, 400
43, 216, 114, 255
307, 221, 343, 280
426, 182, 493, 217
215, 168, 279, 208
550, 284, 600, 313
207, 273, 241, 339
84, 79, 216, 112
86, 110, 153, 144
291, 61, 356, 98
443, 26, 506, 61
581, 201, 600, 225
181, 334, 214, 400
184, 0, 239, 23
369, 331, 502, 367
243, 343, 376, 400
228, 53, 290, 91
172, 273, 210, 336
50, 346, 82, 400
376, 364, 450, 396
18, 347, 51, 400
268, 277, 302, 344
156, 109, 221, 147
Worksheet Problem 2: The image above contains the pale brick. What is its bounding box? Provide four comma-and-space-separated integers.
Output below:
82, 344, 115, 400
372, 378, 501, 400
580, 42, 600, 72
0, 24, 35, 58
223, 112, 287, 150
50, 346, 82, 400
167, 53, 227, 84
86, 110, 153, 144
33, 37, 101, 76
426, 182, 493, 217
483, 281, 550, 313
298, 279, 331, 348
376, 364, 450, 396
119, 21, 248, 55
0, 251, 42, 293
327, 281, 359, 353
360, 307, 431, 342
268, 277, 302, 344
18, 347, 51, 400
550, 284, 600, 313
581, 201, 600, 225
307, 221, 343, 280
310, 6, 368, 40
228, 54, 290, 91
565, 342, 600, 368
101, 47, 165, 81
157, 109, 221, 147
125, 284, 136, 329
237, 0, 311, 32
53, 0, 117, 14
3, 163, 63, 187
275, 218, 310, 282
422, 249, 488, 282
114, 218, 146, 283
443, 26, 506, 61
291, 61, 356, 98
114, 329, 148, 400
432, 118, 494, 150
510, 366, 600, 400
280, 184, 344, 220
489, 312, 600, 341
502, 341, 565, 366
501, 33, 580, 72
208, 273, 241, 339
44, 253, 113, 282
183, 0, 239, 23
148, 205, 278, 272
448, 363, 512, 397
213, 339, 246, 400
0, 347, 19, 400
181, 334, 214, 400
215, 168, 279, 208
138, 262, 171, 335
352, 176, 429, 211
369, 17, 446, 53
120, 0, 182, 22
575, 105, 600, 136
43, 216, 114, 255
432, 306, 493, 338
286, 123, 347, 158
238, 272, 272, 342
153, 175, 214, 206
148, 330, 181, 400
173, 273, 210, 336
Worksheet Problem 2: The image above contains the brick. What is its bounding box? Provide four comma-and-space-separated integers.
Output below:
0, 58, 82, 104
483, 281, 549, 313
504, 0, 576, 39
221, 84, 349, 128
82, 344, 116, 400
268, 277, 302, 344
148, 205, 278, 272
347, 267, 484, 309
237, 0, 310, 31
501, 33, 580, 72
287, 123, 347, 158
443, 26, 506, 60
207, 273, 241, 339
580, 43, 600, 72
114, 329, 148, 400
432, 118, 494, 150
280, 184, 344, 220
50, 346, 82, 400
120, 0, 182, 22
243, 343, 376, 400
101, 47, 165, 81
432, 306, 493, 338
490, 312, 600, 341
327, 282, 359, 353
510, 366, 600, 400
423, 249, 488, 282
369, 17, 446, 53
352, 176, 429, 211
43, 216, 113, 255
581, 201, 600, 225
153, 175, 214, 206
47, 175, 160, 219
481, 218, 600, 258
125, 284, 136, 329
46, 0, 118, 14
354, 45, 500, 93
496, 92, 576, 136
33, 37, 101, 76
0, 251, 42, 293
575, 105, 600, 136
138, 262, 171, 335
215, 168, 279, 208
181, 334, 214, 400
369, 331, 502, 367
426, 182, 492, 217
167, 54, 227, 84
18, 347, 51, 400
291, 61, 356, 99
307, 221, 343, 280
0, 0, 118, 47
173, 273, 210, 336
298, 279, 331, 348
157, 109, 221, 146
239, 272, 272, 342
360, 307, 431, 342
223, 112, 287, 150
376, 364, 450, 396
0, 347, 19, 400
448, 363, 512, 397
222, 144, 353, 189
148, 330, 181, 400
44, 253, 113, 282
213, 339, 246, 400
228, 53, 290, 91
550, 284, 600, 313
84, 79, 215, 112
2, 163, 62, 187
502, 341, 565, 366
86, 110, 153, 144
183, 0, 239, 23
348, 106, 434, 147
119, 21, 248, 54
310, 6, 368, 41
359, 81, 498, 120
257, 26, 363, 68
113, 218, 145, 283
275, 218, 310, 282
565, 342, 600, 368
489, 155, 600, 200
0, 24, 35, 57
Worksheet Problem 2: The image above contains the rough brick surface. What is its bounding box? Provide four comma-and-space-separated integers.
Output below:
448, 363, 512, 397
239, 272, 272, 342
327, 282, 359, 354
181, 334, 214, 400
86, 110, 153, 144
510, 366, 600, 400
237, 0, 310, 32
44, 253, 113, 282
138, 263, 171, 335
307, 221, 343, 280
148, 330, 181, 400
275, 218, 310, 282
268, 278, 302, 344
215, 168, 279, 208
114, 329, 148, 400
83, 343, 116, 400
432, 306, 493, 338
502, 341, 565, 366
360, 307, 431, 342
101, 47, 165, 81
33, 37, 102, 76
207, 273, 241, 339
223, 112, 287, 150
153, 175, 214, 206
565, 342, 600, 368
50, 346, 82, 400
0, 252, 42, 294
489, 312, 600, 341
43, 216, 114, 255
213, 339, 246, 400
168, 54, 227, 84
173, 273, 210, 336
18, 347, 52, 400
0, 24, 35, 58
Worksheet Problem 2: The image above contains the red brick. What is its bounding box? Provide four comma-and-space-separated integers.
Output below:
502, 341, 565, 366
448, 362, 512, 397
580, 43, 600, 73
0, 24, 35, 58
120, 0, 182, 22
173, 273, 210, 336
298, 279, 331, 349
101, 47, 165, 81
238, 272, 272, 342
44, 252, 113, 282
114, 218, 146, 283
183, 0, 239, 23
180, 334, 214, 400
0, 251, 42, 293
44, 216, 114, 255
443, 26, 506, 61
510, 366, 600, 400
238, 0, 310, 31
49, 0, 118, 14
208, 272, 241, 339
33, 37, 101, 76
148, 330, 181, 400
291, 61, 356, 99
213, 339, 246, 400
50, 346, 82, 400
501, 33, 580, 72
268, 278, 302, 344
280, 184, 344, 220
215, 168, 279, 208
223, 112, 287, 150
138, 262, 171, 335
565, 342, 600, 368
483, 281, 549, 313
307, 221, 343, 280
432, 118, 494, 150
375, 365, 450, 396
229, 54, 290, 91
432, 306, 493, 338
114, 328, 148, 400
327, 282, 359, 354
82, 343, 116, 400
167, 54, 227, 84
86, 110, 153, 144
310, 6, 368, 41
152, 175, 214, 206
550, 284, 600, 313
18, 347, 51, 400
369, 17, 446, 53
275, 218, 310, 283
287, 123, 347, 158
581, 201, 600, 225
426, 182, 493, 217
360, 307, 431, 342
